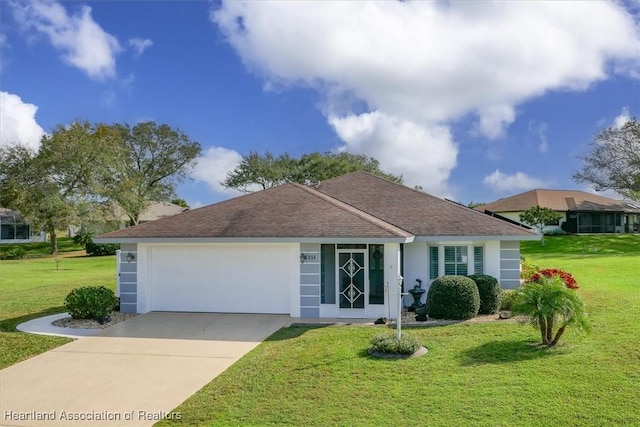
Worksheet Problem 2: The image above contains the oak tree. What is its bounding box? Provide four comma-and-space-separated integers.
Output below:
106, 122, 201, 225
573, 118, 640, 201
0, 122, 120, 253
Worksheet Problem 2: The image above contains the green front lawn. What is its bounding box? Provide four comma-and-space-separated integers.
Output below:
1, 235, 638, 425
0, 255, 115, 368
520, 233, 639, 257
158, 235, 640, 426
0, 237, 84, 258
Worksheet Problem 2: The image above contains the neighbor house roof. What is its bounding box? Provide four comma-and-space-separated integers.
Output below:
97, 171, 538, 242
476, 189, 640, 213
138, 202, 188, 222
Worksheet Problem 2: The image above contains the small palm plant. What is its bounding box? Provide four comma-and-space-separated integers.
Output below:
512, 275, 590, 347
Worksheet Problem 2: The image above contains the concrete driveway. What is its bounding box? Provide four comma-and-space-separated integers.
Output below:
0, 313, 289, 427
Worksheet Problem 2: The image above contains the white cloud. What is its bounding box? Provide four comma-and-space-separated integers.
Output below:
128, 38, 153, 57
10, 0, 121, 80
192, 146, 243, 194
528, 120, 549, 153
329, 111, 457, 197
212, 1, 638, 123
613, 107, 631, 129
0, 91, 46, 151
211, 1, 640, 192
483, 169, 549, 193
474, 104, 516, 141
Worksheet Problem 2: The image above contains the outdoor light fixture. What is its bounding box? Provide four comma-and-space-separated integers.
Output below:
126, 252, 136, 263
300, 252, 308, 264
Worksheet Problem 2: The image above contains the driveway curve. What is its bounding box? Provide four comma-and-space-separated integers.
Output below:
0, 313, 289, 427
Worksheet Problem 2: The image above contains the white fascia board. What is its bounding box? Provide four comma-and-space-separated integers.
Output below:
413, 234, 541, 242
94, 236, 416, 245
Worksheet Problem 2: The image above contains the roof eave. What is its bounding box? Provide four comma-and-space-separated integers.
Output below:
413, 234, 541, 242
94, 236, 416, 244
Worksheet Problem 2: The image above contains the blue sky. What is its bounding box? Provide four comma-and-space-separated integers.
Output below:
1, 1, 639, 208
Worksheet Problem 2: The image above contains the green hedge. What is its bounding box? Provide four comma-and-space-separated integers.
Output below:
86, 241, 120, 256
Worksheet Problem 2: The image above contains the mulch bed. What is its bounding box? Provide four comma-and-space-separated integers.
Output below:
52, 312, 137, 329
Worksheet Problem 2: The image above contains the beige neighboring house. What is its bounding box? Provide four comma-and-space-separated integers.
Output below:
477, 189, 640, 234
69, 202, 188, 237
134, 201, 189, 225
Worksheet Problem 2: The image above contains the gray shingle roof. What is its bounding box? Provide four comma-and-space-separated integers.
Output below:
98, 181, 412, 240
98, 171, 537, 241
316, 172, 537, 237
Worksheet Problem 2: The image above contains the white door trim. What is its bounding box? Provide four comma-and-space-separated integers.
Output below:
336, 248, 368, 318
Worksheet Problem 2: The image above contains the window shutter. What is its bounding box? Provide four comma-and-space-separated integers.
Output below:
429, 247, 439, 279
474, 246, 484, 275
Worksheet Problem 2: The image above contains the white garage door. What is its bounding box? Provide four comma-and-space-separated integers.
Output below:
149, 244, 292, 314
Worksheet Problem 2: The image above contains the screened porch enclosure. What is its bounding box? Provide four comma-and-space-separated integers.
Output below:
563, 211, 634, 233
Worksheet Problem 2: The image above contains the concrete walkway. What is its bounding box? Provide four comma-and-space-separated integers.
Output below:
0, 313, 290, 427
16, 313, 100, 338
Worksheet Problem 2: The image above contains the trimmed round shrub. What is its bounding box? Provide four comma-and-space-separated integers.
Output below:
370, 332, 421, 355
65, 286, 118, 320
467, 274, 502, 314
425, 275, 480, 320
500, 289, 520, 311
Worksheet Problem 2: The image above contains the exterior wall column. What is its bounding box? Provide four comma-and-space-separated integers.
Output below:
298, 243, 320, 318
384, 243, 402, 319
118, 243, 138, 313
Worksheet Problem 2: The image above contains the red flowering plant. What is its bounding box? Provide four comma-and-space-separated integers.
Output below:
526, 268, 579, 289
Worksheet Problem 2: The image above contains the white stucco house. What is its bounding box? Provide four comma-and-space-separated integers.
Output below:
96, 172, 539, 318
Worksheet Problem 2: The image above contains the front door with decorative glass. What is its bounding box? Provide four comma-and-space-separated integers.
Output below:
337, 249, 367, 318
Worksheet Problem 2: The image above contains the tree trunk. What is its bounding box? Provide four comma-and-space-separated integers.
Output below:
549, 325, 567, 347
49, 229, 58, 254
129, 213, 139, 226
545, 316, 554, 343
539, 316, 549, 345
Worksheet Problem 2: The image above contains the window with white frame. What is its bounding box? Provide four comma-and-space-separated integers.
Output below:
445, 246, 468, 275
429, 245, 484, 278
